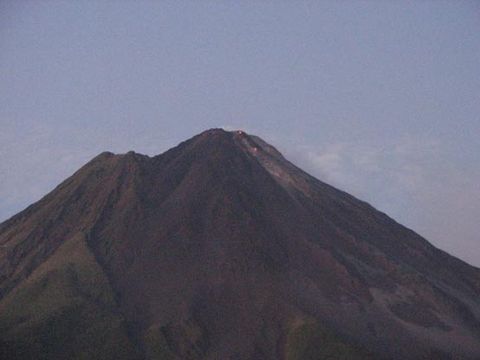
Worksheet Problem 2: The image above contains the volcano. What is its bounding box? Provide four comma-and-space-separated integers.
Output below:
1, 129, 479, 359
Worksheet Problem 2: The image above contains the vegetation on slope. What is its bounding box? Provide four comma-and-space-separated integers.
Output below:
285, 318, 372, 360
0, 233, 139, 360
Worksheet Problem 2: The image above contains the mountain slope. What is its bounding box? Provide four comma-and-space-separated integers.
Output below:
0, 232, 139, 359
1, 129, 479, 359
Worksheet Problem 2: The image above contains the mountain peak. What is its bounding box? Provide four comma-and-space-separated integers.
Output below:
195, 127, 250, 144
190, 128, 284, 162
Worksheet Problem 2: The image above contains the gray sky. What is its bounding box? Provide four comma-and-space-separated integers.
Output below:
1, 1, 479, 266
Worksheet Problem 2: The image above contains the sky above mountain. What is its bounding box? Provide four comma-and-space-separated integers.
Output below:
1, 1, 479, 266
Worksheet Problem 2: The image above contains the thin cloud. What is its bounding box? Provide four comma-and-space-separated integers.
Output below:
284, 136, 480, 266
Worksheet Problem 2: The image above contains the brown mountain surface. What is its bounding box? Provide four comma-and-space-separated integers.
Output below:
1, 129, 479, 359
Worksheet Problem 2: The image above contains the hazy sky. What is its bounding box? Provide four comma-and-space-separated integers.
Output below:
1, 1, 479, 266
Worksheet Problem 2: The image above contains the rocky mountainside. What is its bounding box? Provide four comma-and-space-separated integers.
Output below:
1, 129, 479, 359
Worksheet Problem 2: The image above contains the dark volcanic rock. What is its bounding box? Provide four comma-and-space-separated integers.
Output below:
1, 128, 479, 359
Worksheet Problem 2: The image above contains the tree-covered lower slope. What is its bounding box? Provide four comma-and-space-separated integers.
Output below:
0, 233, 139, 360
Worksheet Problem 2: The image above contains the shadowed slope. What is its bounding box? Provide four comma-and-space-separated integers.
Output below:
1, 129, 479, 359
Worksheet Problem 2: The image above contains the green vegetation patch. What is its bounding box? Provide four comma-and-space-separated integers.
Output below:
285, 318, 372, 360
143, 318, 209, 360
0, 233, 139, 360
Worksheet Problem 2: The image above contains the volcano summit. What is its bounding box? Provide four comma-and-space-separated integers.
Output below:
1, 129, 479, 359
